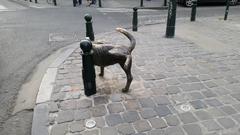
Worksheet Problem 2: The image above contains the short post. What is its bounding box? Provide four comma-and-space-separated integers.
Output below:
166, 0, 177, 38
53, 0, 57, 6
85, 14, 95, 41
140, 0, 143, 7
164, 0, 167, 6
30, 0, 32, 2
132, 8, 138, 31
98, 0, 102, 7
190, 0, 197, 21
224, 0, 230, 20
73, 0, 77, 7
80, 39, 97, 97
35, 0, 38, 3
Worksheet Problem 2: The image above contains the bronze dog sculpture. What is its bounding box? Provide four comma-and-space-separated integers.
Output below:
92, 28, 136, 92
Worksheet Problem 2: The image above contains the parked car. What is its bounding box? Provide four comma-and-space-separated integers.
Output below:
178, 0, 238, 7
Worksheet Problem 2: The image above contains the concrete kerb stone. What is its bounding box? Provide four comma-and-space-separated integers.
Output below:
32, 42, 79, 135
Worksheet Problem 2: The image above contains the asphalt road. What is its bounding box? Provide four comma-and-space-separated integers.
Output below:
0, 0, 239, 134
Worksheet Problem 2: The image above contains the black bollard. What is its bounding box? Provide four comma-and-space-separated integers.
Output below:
165, 0, 177, 38
80, 39, 97, 96
53, 0, 57, 6
164, 0, 167, 6
98, 0, 102, 7
224, 0, 230, 20
35, 0, 38, 3
73, 0, 77, 7
140, 0, 143, 7
85, 14, 95, 41
132, 8, 138, 31
30, 0, 32, 2
190, 0, 197, 21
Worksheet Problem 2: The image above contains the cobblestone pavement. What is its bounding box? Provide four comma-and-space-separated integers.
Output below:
40, 16, 240, 135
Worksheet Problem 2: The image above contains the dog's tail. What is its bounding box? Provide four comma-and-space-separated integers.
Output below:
116, 28, 136, 53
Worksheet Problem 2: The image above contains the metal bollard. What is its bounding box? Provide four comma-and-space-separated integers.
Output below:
98, 0, 102, 7
190, 0, 197, 21
85, 14, 95, 41
30, 0, 32, 2
165, 0, 177, 38
80, 39, 97, 96
73, 0, 77, 7
140, 0, 143, 7
35, 0, 38, 3
53, 0, 57, 6
224, 0, 230, 20
132, 8, 138, 31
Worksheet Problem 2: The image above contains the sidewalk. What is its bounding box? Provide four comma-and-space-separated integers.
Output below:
32, 15, 240, 135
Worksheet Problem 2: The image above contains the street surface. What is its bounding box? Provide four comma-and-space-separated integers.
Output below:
0, 0, 239, 134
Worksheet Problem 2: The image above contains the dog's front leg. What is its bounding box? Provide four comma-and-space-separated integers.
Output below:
99, 66, 104, 76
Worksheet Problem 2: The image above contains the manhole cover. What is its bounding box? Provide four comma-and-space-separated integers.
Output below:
85, 119, 96, 129
180, 104, 191, 112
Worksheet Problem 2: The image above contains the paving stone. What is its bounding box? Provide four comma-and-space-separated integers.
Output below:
90, 105, 107, 117
105, 113, 123, 126
139, 98, 156, 108
148, 117, 167, 129
178, 112, 198, 124
140, 108, 157, 119
134, 120, 152, 132
51, 123, 68, 135
70, 121, 85, 133
101, 127, 118, 135
94, 117, 105, 128
211, 87, 230, 96
107, 103, 124, 113
165, 126, 185, 135
164, 115, 180, 126
74, 109, 91, 120
109, 93, 123, 102
206, 108, 226, 117
233, 103, 240, 111
183, 124, 203, 135
231, 93, 240, 101
224, 77, 239, 84
202, 90, 217, 98
201, 120, 222, 131
81, 129, 99, 135
122, 111, 140, 123
220, 106, 237, 115
218, 95, 237, 104
153, 96, 171, 105
56, 110, 74, 123
77, 99, 92, 109
188, 76, 201, 82
198, 74, 211, 81
147, 129, 165, 135
180, 83, 205, 91
232, 114, 240, 123
132, 133, 146, 135
188, 92, 205, 100
154, 105, 172, 117
94, 96, 108, 105
117, 123, 135, 135
204, 81, 218, 88
194, 110, 212, 120
166, 78, 180, 85
217, 117, 236, 129
190, 100, 207, 109
124, 100, 140, 110
178, 77, 191, 83
49, 102, 59, 113
59, 100, 77, 110
166, 86, 181, 95
205, 98, 223, 107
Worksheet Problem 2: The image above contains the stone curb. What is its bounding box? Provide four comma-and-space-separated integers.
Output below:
31, 42, 79, 135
